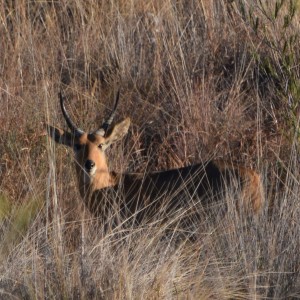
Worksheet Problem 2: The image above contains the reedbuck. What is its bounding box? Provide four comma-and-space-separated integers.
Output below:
46, 92, 263, 225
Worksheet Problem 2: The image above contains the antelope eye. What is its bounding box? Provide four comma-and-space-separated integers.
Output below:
74, 144, 82, 151
98, 143, 104, 149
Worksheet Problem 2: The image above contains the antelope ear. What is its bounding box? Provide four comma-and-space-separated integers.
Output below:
102, 118, 131, 150
44, 124, 74, 147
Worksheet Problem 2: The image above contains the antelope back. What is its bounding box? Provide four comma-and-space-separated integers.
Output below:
86, 161, 263, 225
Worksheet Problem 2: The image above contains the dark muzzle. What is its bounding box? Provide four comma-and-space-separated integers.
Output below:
85, 159, 95, 171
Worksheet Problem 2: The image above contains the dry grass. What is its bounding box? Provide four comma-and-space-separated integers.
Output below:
0, 0, 300, 298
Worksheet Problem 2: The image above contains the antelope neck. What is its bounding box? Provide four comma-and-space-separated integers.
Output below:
92, 168, 117, 190
79, 168, 117, 198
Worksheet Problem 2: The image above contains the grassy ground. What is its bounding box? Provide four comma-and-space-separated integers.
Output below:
0, 0, 300, 298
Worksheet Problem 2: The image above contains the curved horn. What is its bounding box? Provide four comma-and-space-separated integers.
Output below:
59, 92, 84, 136
96, 89, 120, 136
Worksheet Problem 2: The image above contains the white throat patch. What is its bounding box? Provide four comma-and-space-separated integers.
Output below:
83, 167, 96, 184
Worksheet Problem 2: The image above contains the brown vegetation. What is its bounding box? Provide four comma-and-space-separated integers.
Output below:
0, 0, 300, 298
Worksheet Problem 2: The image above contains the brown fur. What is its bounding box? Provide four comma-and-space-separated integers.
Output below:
46, 117, 264, 224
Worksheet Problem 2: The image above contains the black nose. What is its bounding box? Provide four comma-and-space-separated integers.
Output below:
85, 160, 95, 171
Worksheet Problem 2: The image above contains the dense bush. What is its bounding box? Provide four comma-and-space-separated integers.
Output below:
0, 1, 300, 298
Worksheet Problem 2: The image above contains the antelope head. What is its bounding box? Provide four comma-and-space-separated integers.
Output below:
46, 91, 131, 196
